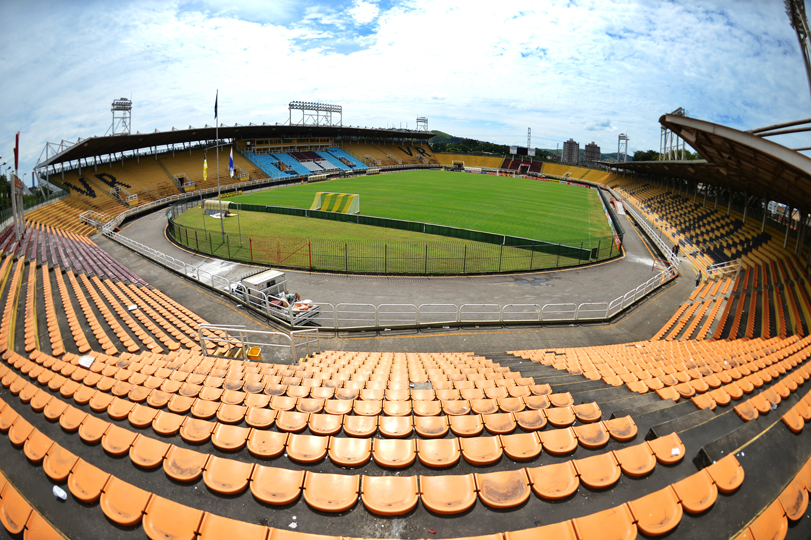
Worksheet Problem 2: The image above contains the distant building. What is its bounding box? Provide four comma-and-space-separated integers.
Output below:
584, 141, 601, 164
562, 139, 579, 163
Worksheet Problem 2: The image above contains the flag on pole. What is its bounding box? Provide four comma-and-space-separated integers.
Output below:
13, 132, 20, 171
204, 157, 208, 182
214, 90, 218, 119
229, 148, 234, 178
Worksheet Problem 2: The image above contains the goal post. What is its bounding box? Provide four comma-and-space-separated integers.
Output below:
309, 192, 360, 214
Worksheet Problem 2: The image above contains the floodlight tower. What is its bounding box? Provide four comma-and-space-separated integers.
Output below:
617, 133, 629, 162
787, 0, 811, 99
110, 98, 132, 136
527, 128, 531, 149
416, 117, 428, 131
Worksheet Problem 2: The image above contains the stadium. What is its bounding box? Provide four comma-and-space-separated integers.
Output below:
3, 4, 811, 540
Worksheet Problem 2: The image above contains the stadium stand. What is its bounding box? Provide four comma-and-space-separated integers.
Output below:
327, 147, 368, 170
0, 208, 809, 540
343, 142, 438, 167
434, 154, 505, 169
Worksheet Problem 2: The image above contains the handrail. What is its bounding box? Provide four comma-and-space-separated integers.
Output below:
196, 323, 319, 362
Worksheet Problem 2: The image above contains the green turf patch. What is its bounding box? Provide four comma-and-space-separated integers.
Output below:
226, 170, 613, 242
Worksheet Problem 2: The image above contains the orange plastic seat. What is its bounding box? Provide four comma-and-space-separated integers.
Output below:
510, 410, 545, 432
78, 415, 110, 445
180, 418, 215, 444
412, 400, 441, 416
574, 452, 621, 489
217, 404, 247, 424
782, 408, 805, 433
419, 474, 477, 515
211, 424, 250, 452
373, 438, 417, 468
572, 503, 637, 540
250, 466, 304, 505
130, 435, 171, 469
164, 445, 209, 482
549, 392, 574, 407
143, 495, 204, 540
417, 438, 461, 467
672, 469, 718, 514
270, 395, 298, 411
29, 389, 53, 412
414, 416, 449, 438
245, 407, 277, 429
323, 399, 354, 415
107, 397, 135, 420
303, 472, 359, 512
152, 411, 186, 436
574, 422, 610, 449
613, 442, 656, 478
190, 398, 220, 419
527, 461, 579, 500
545, 406, 576, 428
539, 427, 578, 456
496, 397, 525, 413
500, 432, 542, 461
0, 483, 32, 535
628, 485, 683, 536
748, 499, 788, 540
504, 521, 578, 540
378, 416, 413, 438
276, 411, 310, 432
23, 429, 53, 464
197, 513, 268, 540
470, 398, 499, 415
102, 424, 139, 457
88, 391, 115, 412
100, 476, 152, 527
353, 399, 383, 416
450, 414, 484, 437
706, 454, 745, 494
43, 444, 79, 482
475, 469, 531, 509
58, 405, 87, 432
203, 456, 253, 495
383, 400, 412, 416
778, 478, 808, 521
361, 475, 419, 516
734, 401, 759, 422
8, 417, 35, 447
570, 401, 600, 422
646, 432, 685, 465
460, 436, 502, 465
749, 394, 772, 415
287, 433, 329, 463
343, 415, 378, 437
309, 413, 343, 436
329, 437, 372, 467
24, 512, 64, 540
247, 430, 288, 459
604, 416, 638, 442
68, 459, 111, 503
483, 412, 515, 434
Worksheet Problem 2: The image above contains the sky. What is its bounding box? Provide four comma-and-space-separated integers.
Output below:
1, 0, 809, 185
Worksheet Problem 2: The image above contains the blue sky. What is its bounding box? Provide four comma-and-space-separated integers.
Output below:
1, 0, 809, 184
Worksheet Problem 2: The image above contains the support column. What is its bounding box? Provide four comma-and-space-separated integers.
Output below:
785, 206, 792, 249
714, 190, 718, 211
797, 212, 807, 256
703, 185, 707, 207
742, 194, 748, 224
693, 181, 697, 203
727, 190, 733, 217
761, 199, 767, 233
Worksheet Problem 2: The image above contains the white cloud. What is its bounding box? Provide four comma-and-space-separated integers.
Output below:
0, 0, 808, 180
347, 0, 380, 25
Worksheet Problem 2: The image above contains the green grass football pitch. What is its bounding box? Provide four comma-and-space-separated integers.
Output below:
171, 170, 618, 273
224, 170, 612, 242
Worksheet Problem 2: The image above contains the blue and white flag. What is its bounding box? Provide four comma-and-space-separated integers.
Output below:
229, 148, 234, 178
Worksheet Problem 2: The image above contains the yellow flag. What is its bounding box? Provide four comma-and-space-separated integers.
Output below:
204, 158, 208, 182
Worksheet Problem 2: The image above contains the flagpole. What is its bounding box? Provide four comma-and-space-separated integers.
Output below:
216, 90, 224, 240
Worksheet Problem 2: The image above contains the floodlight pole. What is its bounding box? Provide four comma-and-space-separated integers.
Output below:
216, 113, 224, 239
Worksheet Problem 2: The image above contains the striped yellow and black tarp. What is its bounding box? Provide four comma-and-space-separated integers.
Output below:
310, 192, 358, 213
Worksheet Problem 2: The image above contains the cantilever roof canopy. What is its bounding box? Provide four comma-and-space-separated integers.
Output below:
610, 114, 811, 210
38, 124, 434, 170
